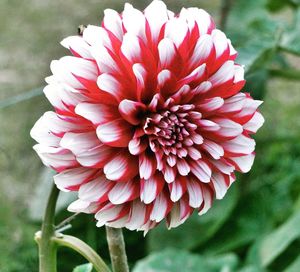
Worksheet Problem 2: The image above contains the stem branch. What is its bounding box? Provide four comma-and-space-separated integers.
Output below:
35, 184, 111, 271
55, 212, 80, 230
105, 227, 129, 272
52, 234, 111, 272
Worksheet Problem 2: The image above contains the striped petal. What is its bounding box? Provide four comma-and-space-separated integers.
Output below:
104, 151, 138, 181
96, 119, 133, 147
108, 180, 139, 204
141, 173, 164, 204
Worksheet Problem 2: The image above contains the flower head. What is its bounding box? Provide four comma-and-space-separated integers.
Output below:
31, 0, 264, 232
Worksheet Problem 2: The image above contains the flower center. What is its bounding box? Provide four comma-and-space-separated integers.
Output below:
144, 104, 203, 157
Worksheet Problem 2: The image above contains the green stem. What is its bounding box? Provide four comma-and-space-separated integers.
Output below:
35, 184, 60, 272
219, 0, 233, 30
105, 227, 129, 272
0, 86, 43, 109
35, 184, 111, 271
52, 234, 111, 272
269, 68, 300, 81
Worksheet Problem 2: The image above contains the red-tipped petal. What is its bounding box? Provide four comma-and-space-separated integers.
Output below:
119, 99, 146, 125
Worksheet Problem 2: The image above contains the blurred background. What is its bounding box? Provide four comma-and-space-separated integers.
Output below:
1, 0, 300, 271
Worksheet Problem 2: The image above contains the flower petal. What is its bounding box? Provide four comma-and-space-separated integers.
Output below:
164, 17, 189, 48
209, 60, 234, 86
198, 185, 213, 215
128, 137, 148, 155
96, 119, 133, 147
76, 102, 120, 125
228, 153, 255, 173
122, 3, 146, 40
54, 167, 96, 192
139, 152, 157, 180
76, 145, 115, 168
144, 0, 168, 42
243, 112, 265, 133
61, 36, 92, 58
51, 56, 98, 89
141, 173, 164, 204
121, 33, 142, 63
97, 73, 124, 101
118, 99, 146, 125
150, 191, 171, 222
189, 34, 214, 69
33, 145, 78, 172
211, 172, 229, 199
180, 8, 214, 35
95, 203, 126, 227
177, 158, 190, 176
60, 131, 100, 155
190, 160, 212, 183
201, 140, 224, 159
104, 151, 138, 181
169, 177, 187, 202
223, 134, 255, 156
126, 201, 147, 230
186, 177, 203, 208
108, 180, 139, 204
79, 175, 113, 202
83, 25, 112, 49
103, 9, 123, 40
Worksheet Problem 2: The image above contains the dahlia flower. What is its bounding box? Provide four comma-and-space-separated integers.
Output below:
31, 0, 264, 232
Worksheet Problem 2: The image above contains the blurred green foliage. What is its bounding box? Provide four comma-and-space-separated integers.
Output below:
1, 0, 300, 271
73, 263, 93, 272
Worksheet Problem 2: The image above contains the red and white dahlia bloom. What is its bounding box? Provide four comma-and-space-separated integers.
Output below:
31, 0, 264, 232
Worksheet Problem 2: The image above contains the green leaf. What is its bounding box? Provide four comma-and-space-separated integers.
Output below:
73, 263, 93, 272
284, 255, 300, 272
227, 0, 268, 33
133, 249, 238, 272
148, 185, 238, 251
205, 254, 239, 271
281, 30, 300, 56
294, 193, 300, 211
203, 188, 273, 255
238, 266, 266, 272
237, 40, 277, 74
226, 0, 281, 74
266, 0, 291, 12
244, 69, 269, 100
203, 145, 300, 256
280, 8, 300, 55
269, 68, 300, 81
226, 0, 278, 43
247, 211, 300, 267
